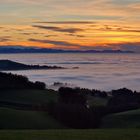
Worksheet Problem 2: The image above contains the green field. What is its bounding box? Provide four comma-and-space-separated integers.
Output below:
101, 109, 140, 128
0, 107, 65, 129
0, 89, 66, 129
0, 129, 140, 140
0, 89, 58, 104
88, 96, 108, 107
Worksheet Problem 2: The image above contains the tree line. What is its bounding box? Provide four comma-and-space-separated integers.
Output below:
0, 72, 46, 89
47, 87, 140, 128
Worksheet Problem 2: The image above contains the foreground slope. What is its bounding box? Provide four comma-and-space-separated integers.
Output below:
0, 89, 58, 104
101, 109, 140, 128
0, 107, 65, 129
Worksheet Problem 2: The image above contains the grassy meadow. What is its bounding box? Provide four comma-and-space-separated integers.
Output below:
101, 109, 140, 128
0, 107, 65, 129
0, 89, 58, 104
0, 129, 140, 140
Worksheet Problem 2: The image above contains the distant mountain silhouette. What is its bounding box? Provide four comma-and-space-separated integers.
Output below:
0, 60, 64, 70
0, 46, 134, 53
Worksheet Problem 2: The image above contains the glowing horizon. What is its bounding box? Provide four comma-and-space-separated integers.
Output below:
0, 0, 140, 52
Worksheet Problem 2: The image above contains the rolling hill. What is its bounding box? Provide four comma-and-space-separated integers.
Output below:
0, 107, 65, 129
0, 60, 63, 70
101, 109, 140, 128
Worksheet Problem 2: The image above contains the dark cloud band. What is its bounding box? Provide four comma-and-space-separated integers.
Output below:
29, 38, 82, 47
32, 25, 83, 33
35, 21, 95, 24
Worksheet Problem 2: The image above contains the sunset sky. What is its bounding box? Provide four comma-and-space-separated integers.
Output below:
0, 0, 140, 52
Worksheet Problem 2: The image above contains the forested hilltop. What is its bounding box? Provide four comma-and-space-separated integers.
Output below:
0, 60, 64, 70
0, 71, 46, 89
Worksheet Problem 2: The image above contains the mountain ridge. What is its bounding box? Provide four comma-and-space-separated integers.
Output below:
0, 46, 134, 53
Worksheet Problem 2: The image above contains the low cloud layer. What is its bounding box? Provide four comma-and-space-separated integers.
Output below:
29, 38, 82, 47
32, 25, 83, 33
0, 36, 11, 42
35, 21, 95, 24
100, 25, 140, 33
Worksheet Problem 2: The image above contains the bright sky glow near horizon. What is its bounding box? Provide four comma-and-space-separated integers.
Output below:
0, 0, 140, 52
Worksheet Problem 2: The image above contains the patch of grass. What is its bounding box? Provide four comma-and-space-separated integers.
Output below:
0, 107, 65, 129
101, 109, 140, 128
0, 129, 140, 140
0, 89, 58, 104
88, 96, 108, 107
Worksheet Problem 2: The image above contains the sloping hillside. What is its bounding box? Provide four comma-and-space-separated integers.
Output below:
0, 107, 65, 129
0, 72, 45, 89
0, 60, 63, 70
101, 109, 140, 128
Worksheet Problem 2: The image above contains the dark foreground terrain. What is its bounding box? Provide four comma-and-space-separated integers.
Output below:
0, 71, 140, 139
0, 129, 140, 140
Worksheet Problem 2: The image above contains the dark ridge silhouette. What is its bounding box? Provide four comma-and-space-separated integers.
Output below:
0, 46, 134, 53
0, 72, 46, 89
0, 60, 64, 70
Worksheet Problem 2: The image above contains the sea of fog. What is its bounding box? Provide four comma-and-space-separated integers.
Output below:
0, 53, 140, 91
